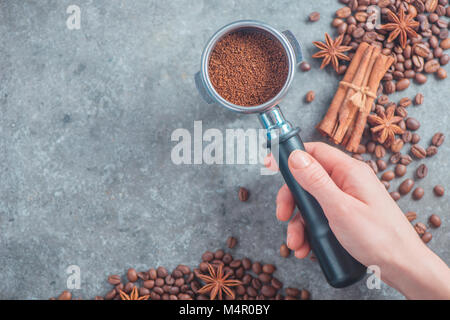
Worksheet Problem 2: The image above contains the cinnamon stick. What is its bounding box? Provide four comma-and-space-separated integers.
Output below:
345, 54, 394, 151
316, 42, 369, 137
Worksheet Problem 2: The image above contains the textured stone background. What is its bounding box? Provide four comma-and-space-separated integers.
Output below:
0, 0, 448, 300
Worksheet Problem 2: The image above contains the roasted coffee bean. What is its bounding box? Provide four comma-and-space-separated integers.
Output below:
414, 73, 427, 84
405, 117, 420, 130
227, 236, 238, 249
415, 222, 427, 236
376, 159, 387, 171
309, 12, 320, 22
402, 130, 412, 143
366, 141, 376, 153
271, 278, 283, 290
396, 78, 410, 91
299, 61, 311, 72
375, 145, 386, 158
366, 160, 378, 174
155, 278, 164, 287
424, 59, 440, 73
58, 291, 72, 300
242, 258, 252, 270
381, 180, 390, 190
305, 90, 315, 103
431, 132, 445, 146
124, 282, 135, 293
433, 185, 444, 196
246, 286, 257, 297
252, 262, 262, 274
426, 145, 438, 157
143, 280, 155, 289
391, 139, 404, 152
398, 97, 412, 108
416, 164, 428, 179
285, 288, 300, 297
201, 252, 214, 262
405, 211, 417, 222
400, 154, 413, 165
127, 268, 138, 282
429, 214, 442, 228
108, 275, 121, 285
441, 38, 450, 50
412, 187, 425, 200
242, 274, 252, 285
352, 154, 364, 161
422, 232, 432, 243
399, 178, 415, 195
148, 268, 157, 280
229, 259, 241, 269
115, 283, 124, 293
261, 285, 276, 298
404, 69, 415, 78
165, 275, 175, 286
440, 54, 449, 65
258, 273, 272, 283
214, 249, 225, 260
137, 271, 149, 281
384, 80, 396, 93
280, 243, 290, 258
222, 253, 233, 264
414, 43, 431, 57
105, 289, 116, 300
411, 144, 427, 158
411, 133, 421, 144
262, 264, 276, 274
238, 187, 249, 201
177, 264, 190, 275
381, 170, 395, 181
251, 278, 262, 290
414, 93, 424, 105
395, 164, 407, 177
390, 191, 401, 201
336, 7, 352, 18
377, 95, 389, 105
436, 67, 447, 79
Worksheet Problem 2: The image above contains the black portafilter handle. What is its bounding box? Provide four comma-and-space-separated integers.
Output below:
261, 107, 366, 288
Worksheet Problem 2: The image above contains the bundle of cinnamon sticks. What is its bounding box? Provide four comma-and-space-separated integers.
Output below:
317, 42, 394, 152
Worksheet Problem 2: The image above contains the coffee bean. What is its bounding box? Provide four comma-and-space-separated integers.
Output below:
440, 54, 449, 65
366, 160, 378, 174
396, 78, 410, 91
58, 290, 72, 300
441, 38, 450, 50
411, 133, 421, 144
411, 144, 427, 158
285, 287, 300, 297
105, 289, 116, 300
280, 243, 290, 258
201, 251, 214, 262
394, 164, 406, 177
299, 61, 311, 72
242, 258, 251, 270
402, 130, 412, 143
429, 214, 442, 228
429, 133, 443, 147
414, 222, 427, 235
433, 185, 444, 196
414, 93, 424, 105
414, 43, 431, 57
405, 211, 417, 222
258, 273, 272, 283
399, 178, 415, 195
384, 80, 396, 94
375, 145, 386, 158
375, 159, 387, 171
336, 7, 352, 18
305, 90, 315, 103
400, 154, 413, 165
108, 275, 121, 285
251, 278, 262, 290
238, 187, 249, 201
390, 191, 401, 201
222, 253, 233, 264
246, 286, 257, 297
366, 141, 376, 153
426, 145, 438, 157
436, 67, 447, 79
412, 187, 425, 200
352, 154, 364, 161
422, 232, 432, 243
381, 170, 395, 181
398, 97, 412, 108
381, 180, 390, 190
414, 73, 427, 84
391, 139, 404, 152
424, 59, 440, 72
262, 264, 276, 274
405, 117, 420, 130
127, 268, 138, 282
227, 236, 238, 249
309, 12, 320, 22
252, 262, 262, 274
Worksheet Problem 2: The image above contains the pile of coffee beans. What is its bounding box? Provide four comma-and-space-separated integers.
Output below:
349, 93, 445, 243
52, 238, 310, 300
332, 0, 449, 93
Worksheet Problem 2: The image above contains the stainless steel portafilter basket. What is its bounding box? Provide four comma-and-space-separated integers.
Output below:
195, 20, 366, 288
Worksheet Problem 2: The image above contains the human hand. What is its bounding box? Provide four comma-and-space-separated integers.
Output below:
267, 142, 450, 299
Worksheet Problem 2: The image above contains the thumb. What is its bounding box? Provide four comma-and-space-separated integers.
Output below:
288, 150, 347, 210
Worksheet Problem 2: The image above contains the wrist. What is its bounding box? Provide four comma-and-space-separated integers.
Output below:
383, 242, 450, 299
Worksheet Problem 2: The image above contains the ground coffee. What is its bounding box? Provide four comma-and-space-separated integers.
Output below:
208, 30, 289, 106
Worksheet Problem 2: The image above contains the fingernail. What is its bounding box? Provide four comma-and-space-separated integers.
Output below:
290, 150, 312, 169
287, 233, 293, 248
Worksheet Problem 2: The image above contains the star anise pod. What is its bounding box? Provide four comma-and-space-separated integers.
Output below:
379, 7, 419, 49
119, 286, 149, 300
368, 105, 404, 144
197, 263, 241, 300
312, 33, 352, 73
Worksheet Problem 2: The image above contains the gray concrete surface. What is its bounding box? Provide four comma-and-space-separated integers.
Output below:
0, 0, 448, 300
